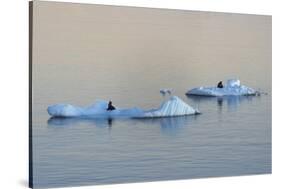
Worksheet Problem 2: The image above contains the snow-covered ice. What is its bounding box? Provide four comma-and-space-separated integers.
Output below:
47, 96, 199, 118
186, 79, 258, 97
143, 96, 198, 117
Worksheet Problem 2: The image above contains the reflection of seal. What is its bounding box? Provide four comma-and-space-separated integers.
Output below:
107, 118, 113, 126
217, 98, 223, 106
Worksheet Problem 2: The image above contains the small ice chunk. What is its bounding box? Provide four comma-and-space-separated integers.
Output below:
186, 79, 257, 97
160, 89, 172, 96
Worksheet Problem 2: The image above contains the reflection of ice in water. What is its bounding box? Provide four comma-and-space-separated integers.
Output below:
47, 115, 198, 136
138, 116, 198, 136
187, 95, 255, 112
48, 117, 115, 127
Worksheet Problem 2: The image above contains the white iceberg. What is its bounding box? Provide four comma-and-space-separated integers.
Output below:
186, 79, 258, 97
142, 96, 198, 117
47, 96, 199, 118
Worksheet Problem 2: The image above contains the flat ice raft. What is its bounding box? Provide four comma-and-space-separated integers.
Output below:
47, 96, 199, 118
186, 79, 259, 97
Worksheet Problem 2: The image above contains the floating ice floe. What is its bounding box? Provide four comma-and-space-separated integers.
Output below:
186, 79, 259, 97
47, 96, 199, 118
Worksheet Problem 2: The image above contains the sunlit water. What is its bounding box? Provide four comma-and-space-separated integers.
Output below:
31, 2, 271, 188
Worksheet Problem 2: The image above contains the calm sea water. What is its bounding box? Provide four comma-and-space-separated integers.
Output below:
32, 82, 271, 188
32, 2, 271, 188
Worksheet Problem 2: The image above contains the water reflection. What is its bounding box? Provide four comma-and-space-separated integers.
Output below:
186, 95, 256, 112
47, 115, 199, 136
136, 116, 198, 136
47, 117, 115, 127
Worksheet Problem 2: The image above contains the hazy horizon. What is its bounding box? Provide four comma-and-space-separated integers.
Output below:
33, 1, 271, 108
